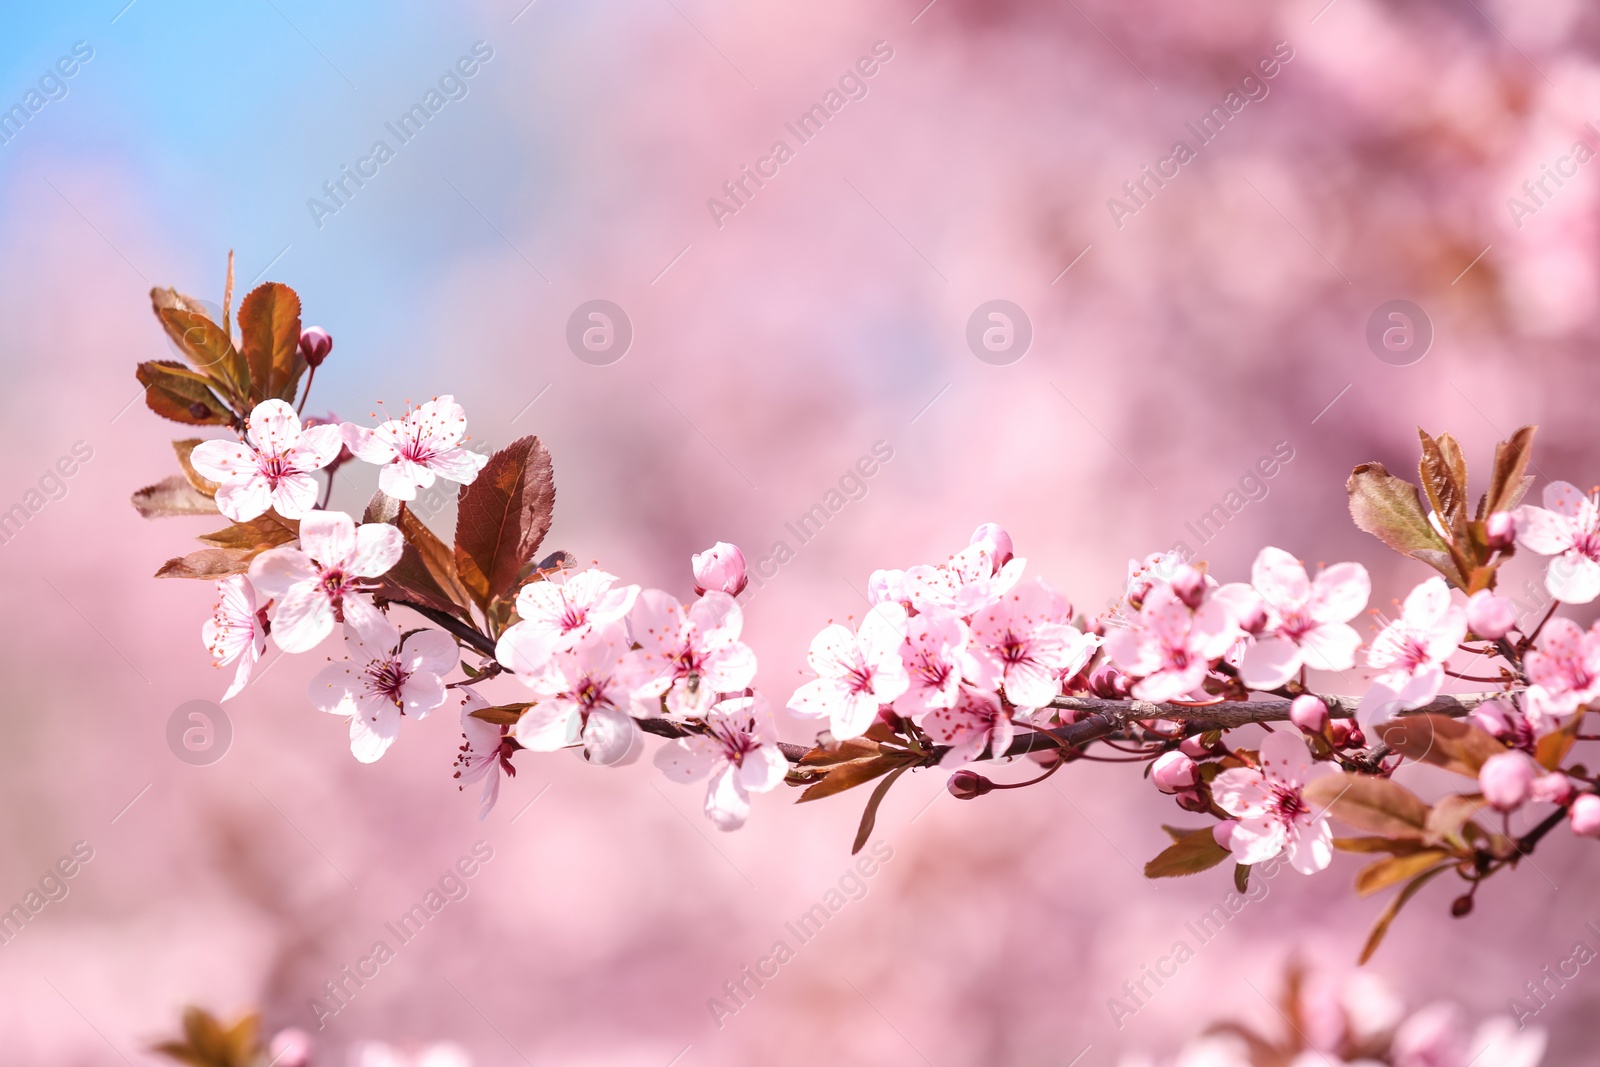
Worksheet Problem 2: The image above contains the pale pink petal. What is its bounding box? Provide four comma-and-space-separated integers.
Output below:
246, 399, 303, 454
514, 702, 582, 751
428, 447, 489, 484
787, 677, 846, 721
704, 765, 752, 830
1401, 577, 1452, 628
377, 459, 424, 501
1211, 767, 1272, 817
214, 474, 273, 522
348, 522, 403, 577
308, 659, 361, 714
1307, 562, 1371, 624
806, 624, 861, 678
701, 641, 758, 693
1224, 815, 1287, 865
404, 629, 460, 676
1542, 480, 1589, 519
1258, 730, 1314, 784
1286, 817, 1333, 874
298, 510, 357, 567
736, 745, 788, 793
400, 671, 448, 718
342, 422, 398, 464
1252, 547, 1310, 611
247, 546, 317, 599
858, 602, 910, 657
289, 423, 344, 472
1239, 635, 1302, 690
1298, 622, 1362, 673
270, 584, 336, 653
1002, 658, 1060, 710
654, 736, 718, 783
831, 692, 883, 741
1514, 505, 1578, 555
1547, 553, 1600, 604
188, 439, 257, 482
349, 705, 401, 763
629, 588, 686, 659
268, 471, 321, 519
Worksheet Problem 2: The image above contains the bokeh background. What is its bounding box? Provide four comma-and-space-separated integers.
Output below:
2, 0, 1599, 1062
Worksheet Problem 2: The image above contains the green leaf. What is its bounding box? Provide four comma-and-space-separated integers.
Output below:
1304, 772, 1431, 839
1354, 849, 1452, 897
365, 492, 477, 619
238, 282, 304, 404
454, 436, 556, 614
1485, 425, 1537, 517
1359, 864, 1451, 964
1143, 825, 1230, 878
131, 475, 219, 518
151, 287, 249, 406
1347, 462, 1465, 587
136, 361, 235, 425
1378, 714, 1506, 777
852, 764, 911, 855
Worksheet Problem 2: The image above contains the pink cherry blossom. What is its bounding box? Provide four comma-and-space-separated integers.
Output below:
1103, 583, 1238, 702
628, 589, 757, 717
1359, 577, 1467, 721
495, 567, 640, 676
968, 578, 1098, 711
455, 690, 515, 820
1513, 481, 1600, 603
903, 540, 1026, 616
691, 541, 747, 596
342, 395, 489, 502
1392, 1005, 1545, 1067
654, 694, 787, 830
202, 574, 265, 701
1465, 590, 1517, 641
308, 615, 458, 763
1151, 750, 1198, 793
1237, 547, 1370, 689
788, 603, 911, 741
1522, 616, 1600, 718
923, 687, 1014, 766
892, 610, 973, 717
1211, 730, 1332, 874
248, 510, 403, 653
512, 625, 653, 759
867, 568, 910, 607
968, 522, 1014, 569
189, 399, 343, 522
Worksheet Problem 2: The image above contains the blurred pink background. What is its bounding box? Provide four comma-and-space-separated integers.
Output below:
2, 0, 1599, 1062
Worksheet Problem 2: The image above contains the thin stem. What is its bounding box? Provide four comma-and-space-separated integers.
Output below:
1443, 669, 1504, 683
394, 600, 496, 658
296, 365, 318, 416
1521, 601, 1561, 650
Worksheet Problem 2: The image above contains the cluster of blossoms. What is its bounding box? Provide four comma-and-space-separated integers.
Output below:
1120, 968, 1543, 1067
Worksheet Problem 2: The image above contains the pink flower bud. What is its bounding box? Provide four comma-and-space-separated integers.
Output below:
1290, 695, 1330, 734
298, 326, 333, 368
1569, 794, 1600, 837
1327, 720, 1353, 747
268, 1029, 314, 1067
1212, 822, 1236, 849
969, 522, 1014, 572
948, 769, 993, 800
1479, 750, 1536, 812
691, 541, 747, 596
1088, 663, 1131, 699
1151, 750, 1198, 793
1175, 787, 1209, 812
1532, 772, 1574, 806
1170, 565, 1207, 610
1469, 698, 1513, 739
1466, 590, 1516, 640
1485, 511, 1515, 551
1179, 735, 1213, 758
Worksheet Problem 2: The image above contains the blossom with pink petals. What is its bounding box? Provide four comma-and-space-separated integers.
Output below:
691, 541, 747, 597
495, 568, 639, 676
308, 615, 458, 763
1522, 616, 1600, 719
1360, 577, 1467, 721
1513, 481, 1600, 603
1103, 581, 1239, 702
1212, 730, 1332, 874
923, 687, 1014, 766
1238, 547, 1369, 689
248, 510, 403, 653
788, 603, 911, 741
893, 611, 973, 716
903, 537, 1025, 616
512, 626, 653, 760
342, 395, 489, 502
203, 574, 265, 701
655, 694, 787, 829
189, 399, 342, 522
628, 589, 757, 716
455, 690, 515, 820
968, 578, 1098, 711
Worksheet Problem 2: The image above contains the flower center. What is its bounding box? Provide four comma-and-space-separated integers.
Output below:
258, 451, 293, 487
365, 657, 410, 707
1271, 781, 1308, 823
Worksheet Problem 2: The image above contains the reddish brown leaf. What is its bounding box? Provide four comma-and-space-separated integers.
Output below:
155, 548, 255, 580
454, 436, 556, 611
1378, 714, 1506, 778
132, 475, 218, 518
1144, 825, 1231, 878
237, 282, 304, 404
365, 492, 476, 619
151, 287, 249, 405
137, 361, 234, 425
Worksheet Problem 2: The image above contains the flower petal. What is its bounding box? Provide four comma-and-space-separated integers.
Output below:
349, 522, 404, 577
246, 399, 303, 454
298, 510, 356, 567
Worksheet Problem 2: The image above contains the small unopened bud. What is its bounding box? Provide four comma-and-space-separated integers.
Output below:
1532, 772, 1574, 806
1175, 787, 1209, 812
1480, 750, 1536, 812
1469, 698, 1514, 739
298, 325, 333, 367
691, 541, 748, 596
1326, 720, 1352, 747
1179, 735, 1216, 758
268, 1029, 314, 1067
1290, 695, 1330, 734
1569, 794, 1600, 837
1170, 565, 1207, 610
1344, 726, 1366, 749
1451, 894, 1474, 917
969, 522, 1015, 572
1089, 663, 1131, 699
1485, 511, 1515, 551
1151, 751, 1198, 793
948, 769, 993, 800
1466, 590, 1516, 641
